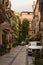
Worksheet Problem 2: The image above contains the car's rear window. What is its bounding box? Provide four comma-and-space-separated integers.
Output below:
37, 43, 41, 46
29, 42, 37, 46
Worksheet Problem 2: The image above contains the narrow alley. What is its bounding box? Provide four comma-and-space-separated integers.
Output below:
0, 45, 34, 65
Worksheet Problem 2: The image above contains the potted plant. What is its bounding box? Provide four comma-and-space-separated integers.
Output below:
33, 49, 41, 65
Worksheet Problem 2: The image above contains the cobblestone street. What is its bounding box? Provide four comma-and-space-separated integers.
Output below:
0, 45, 34, 65
0, 46, 26, 65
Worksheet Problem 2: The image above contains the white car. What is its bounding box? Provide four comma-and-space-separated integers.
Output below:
20, 41, 25, 45
26, 41, 42, 55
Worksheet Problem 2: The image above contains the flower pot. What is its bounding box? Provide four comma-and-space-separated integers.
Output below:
35, 57, 40, 64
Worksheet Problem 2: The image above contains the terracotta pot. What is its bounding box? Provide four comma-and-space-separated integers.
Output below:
35, 57, 40, 64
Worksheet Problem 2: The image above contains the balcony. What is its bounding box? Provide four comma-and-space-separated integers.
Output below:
0, 3, 10, 24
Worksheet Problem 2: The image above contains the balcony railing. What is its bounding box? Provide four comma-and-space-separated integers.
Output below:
0, 3, 10, 24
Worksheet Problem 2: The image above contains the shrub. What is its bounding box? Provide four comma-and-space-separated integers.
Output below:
12, 41, 18, 47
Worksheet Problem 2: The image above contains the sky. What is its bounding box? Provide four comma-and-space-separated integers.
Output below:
9, 0, 36, 12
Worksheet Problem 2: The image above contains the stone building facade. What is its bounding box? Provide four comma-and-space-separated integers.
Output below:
32, 0, 43, 44
39, 0, 43, 44
32, 0, 40, 34
0, 0, 11, 45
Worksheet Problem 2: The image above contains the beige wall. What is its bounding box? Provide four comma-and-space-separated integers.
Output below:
20, 13, 33, 22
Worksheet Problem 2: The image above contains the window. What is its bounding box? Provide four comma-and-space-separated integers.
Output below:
39, 2, 43, 12
2, 0, 4, 4
37, 43, 41, 46
40, 22, 43, 31
5, 2, 8, 6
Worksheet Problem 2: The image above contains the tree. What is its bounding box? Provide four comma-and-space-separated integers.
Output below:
16, 15, 22, 43
22, 18, 29, 40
